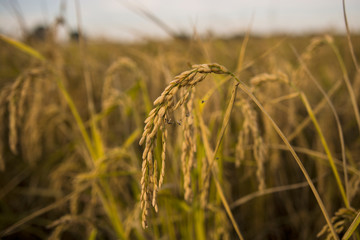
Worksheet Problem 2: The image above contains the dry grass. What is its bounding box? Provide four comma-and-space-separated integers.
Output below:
0, 27, 359, 240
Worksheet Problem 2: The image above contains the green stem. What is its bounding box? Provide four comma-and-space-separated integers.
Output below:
342, 211, 360, 240
95, 181, 126, 239
55, 77, 97, 160
326, 38, 360, 135
299, 93, 349, 208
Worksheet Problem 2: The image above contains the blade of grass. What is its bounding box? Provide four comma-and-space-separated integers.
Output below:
94, 182, 126, 239
236, 25, 251, 72
139, 80, 153, 113
194, 207, 206, 240
197, 117, 244, 240
292, 45, 350, 207
0, 168, 29, 200
74, 0, 103, 159
288, 80, 342, 141
197, 83, 245, 240
55, 77, 97, 160
270, 144, 360, 177
200, 35, 285, 110
0, 183, 90, 237
0, 34, 46, 62
231, 180, 311, 209
342, 211, 360, 240
325, 36, 360, 134
121, 128, 142, 149
202, 83, 239, 186
299, 92, 348, 207
88, 228, 98, 240
269, 92, 300, 104
342, 0, 359, 71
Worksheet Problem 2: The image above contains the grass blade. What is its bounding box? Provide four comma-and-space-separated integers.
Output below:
196, 83, 245, 240
292, 46, 350, 207
0, 184, 90, 237
300, 92, 348, 207
342, 211, 360, 240
326, 36, 360, 135
0, 34, 46, 62
342, 0, 359, 71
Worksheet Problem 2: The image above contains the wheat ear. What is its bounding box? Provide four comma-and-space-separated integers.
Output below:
139, 63, 229, 228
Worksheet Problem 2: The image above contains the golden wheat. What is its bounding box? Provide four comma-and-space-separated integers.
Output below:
236, 98, 267, 191
181, 88, 196, 202
139, 63, 229, 228
317, 207, 358, 239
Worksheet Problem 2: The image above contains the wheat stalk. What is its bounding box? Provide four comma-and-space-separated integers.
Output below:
139, 63, 229, 228
181, 88, 196, 202
236, 98, 267, 191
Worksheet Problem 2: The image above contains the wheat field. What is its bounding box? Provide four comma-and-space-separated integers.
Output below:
0, 9, 360, 240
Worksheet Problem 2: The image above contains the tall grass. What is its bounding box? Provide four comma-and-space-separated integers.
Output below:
0, 21, 359, 240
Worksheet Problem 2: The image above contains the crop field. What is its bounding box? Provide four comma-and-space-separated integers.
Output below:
0, 10, 360, 240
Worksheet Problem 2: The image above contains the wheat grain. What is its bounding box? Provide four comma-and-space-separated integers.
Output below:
151, 153, 158, 212
139, 63, 229, 228
18, 73, 32, 121
158, 124, 167, 189
8, 74, 25, 155
0, 85, 11, 171
21, 75, 46, 164
181, 89, 195, 202
317, 207, 358, 239
236, 98, 266, 191
301, 36, 325, 62
102, 57, 138, 109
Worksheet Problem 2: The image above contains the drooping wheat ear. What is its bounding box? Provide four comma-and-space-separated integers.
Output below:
317, 207, 358, 239
250, 71, 289, 90
0, 85, 11, 171
7, 74, 25, 155
23, 68, 53, 165
102, 57, 138, 109
102, 57, 139, 135
236, 98, 267, 191
139, 63, 229, 228
18, 72, 33, 121
181, 88, 196, 202
348, 175, 360, 203
151, 143, 159, 212
158, 124, 167, 189
300, 36, 325, 62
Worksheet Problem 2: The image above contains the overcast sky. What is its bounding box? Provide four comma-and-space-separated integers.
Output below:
0, 0, 360, 41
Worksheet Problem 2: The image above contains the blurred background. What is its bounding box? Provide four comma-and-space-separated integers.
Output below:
1, 0, 360, 41
1, 1, 360, 239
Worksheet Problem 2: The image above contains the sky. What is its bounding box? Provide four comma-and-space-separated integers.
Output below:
0, 0, 360, 41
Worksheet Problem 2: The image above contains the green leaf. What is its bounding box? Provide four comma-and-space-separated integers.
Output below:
0, 34, 46, 62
